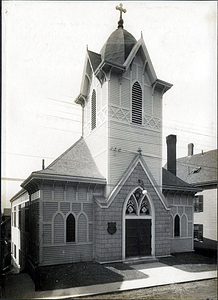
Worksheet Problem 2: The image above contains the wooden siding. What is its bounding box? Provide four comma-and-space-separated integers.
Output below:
43, 224, 52, 244
170, 238, 192, 253
54, 185, 64, 201
181, 215, 188, 237
78, 214, 88, 243
110, 74, 120, 106
43, 185, 52, 200
54, 213, 64, 244
42, 244, 93, 266
66, 186, 76, 201
83, 203, 93, 221
194, 189, 217, 241
121, 78, 130, 109
60, 202, 70, 214
43, 202, 58, 221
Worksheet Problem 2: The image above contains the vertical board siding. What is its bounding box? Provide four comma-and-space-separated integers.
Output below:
42, 244, 93, 265
78, 214, 88, 243
132, 64, 137, 81
110, 74, 119, 106
153, 90, 162, 119
181, 215, 188, 237
43, 185, 52, 200
170, 215, 174, 237
60, 202, 70, 214
83, 203, 93, 221
54, 185, 64, 201
43, 224, 52, 244
121, 78, 130, 109
144, 86, 152, 115
54, 214, 64, 244
66, 186, 76, 201
43, 202, 58, 221
97, 83, 102, 111
138, 66, 143, 83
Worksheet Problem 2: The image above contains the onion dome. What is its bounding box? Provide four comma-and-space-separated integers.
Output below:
100, 28, 137, 66
100, 3, 137, 66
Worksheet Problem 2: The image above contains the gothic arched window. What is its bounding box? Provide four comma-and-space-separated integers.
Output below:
125, 188, 151, 216
132, 81, 142, 125
66, 214, 75, 243
174, 214, 180, 237
91, 89, 96, 130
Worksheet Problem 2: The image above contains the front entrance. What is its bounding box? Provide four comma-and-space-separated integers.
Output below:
126, 219, 151, 257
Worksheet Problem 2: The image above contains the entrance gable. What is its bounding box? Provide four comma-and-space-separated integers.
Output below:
103, 154, 170, 210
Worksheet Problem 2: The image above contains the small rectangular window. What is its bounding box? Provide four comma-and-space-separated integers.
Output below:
194, 195, 203, 212
194, 224, 203, 241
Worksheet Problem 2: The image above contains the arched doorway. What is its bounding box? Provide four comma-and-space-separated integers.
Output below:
122, 187, 155, 260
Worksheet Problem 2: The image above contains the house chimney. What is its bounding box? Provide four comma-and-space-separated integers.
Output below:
188, 143, 194, 156
166, 134, 177, 176
42, 159, 45, 170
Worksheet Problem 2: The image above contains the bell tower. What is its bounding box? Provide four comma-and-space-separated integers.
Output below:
75, 4, 172, 196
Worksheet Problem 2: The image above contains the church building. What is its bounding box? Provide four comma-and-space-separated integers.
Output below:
10, 4, 200, 271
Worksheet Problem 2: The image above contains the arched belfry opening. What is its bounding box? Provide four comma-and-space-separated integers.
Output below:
122, 186, 155, 260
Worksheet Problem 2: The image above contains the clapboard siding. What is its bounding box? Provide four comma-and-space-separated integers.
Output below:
78, 214, 88, 243
42, 244, 93, 265
72, 203, 81, 214
83, 203, 93, 221
185, 207, 192, 221
43, 224, 52, 244
54, 214, 64, 244
132, 64, 137, 81
43, 185, 52, 200
181, 215, 188, 237
78, 186, 87, 201
66, 186, 76, 201
89, 223, 93, 242
30, 201, 39, 244
60, 202, 70, 214
43, 202, 58, 221
54, 185, 64, 201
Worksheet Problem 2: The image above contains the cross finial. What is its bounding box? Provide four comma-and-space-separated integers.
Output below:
116, 3, 126, 28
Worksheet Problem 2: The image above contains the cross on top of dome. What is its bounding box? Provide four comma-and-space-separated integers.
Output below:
116, 3, 126, 28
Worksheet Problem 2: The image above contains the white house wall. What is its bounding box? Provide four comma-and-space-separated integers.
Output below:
194, 189, 217, 242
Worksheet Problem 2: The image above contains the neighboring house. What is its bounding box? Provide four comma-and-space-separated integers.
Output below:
10, 6, 200, 275
1, 208, 11, 268
176, 145, 217, 252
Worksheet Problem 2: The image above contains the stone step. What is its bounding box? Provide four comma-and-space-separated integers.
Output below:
124, 256, 159, 265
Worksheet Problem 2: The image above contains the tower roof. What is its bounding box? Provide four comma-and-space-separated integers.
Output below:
100, 28, 137, 65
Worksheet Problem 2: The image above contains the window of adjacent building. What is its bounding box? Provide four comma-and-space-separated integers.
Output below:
18, 205, 21, 229
194, 195, 203, 212
25, 207, 29, 232
174, 215, 180, 237
66, 214, 76, 243
91, 89, 96, 130
14, 209, 16, 227
14, 244, 16, 259
194, 224, 203, 242
132, 81, 142, 125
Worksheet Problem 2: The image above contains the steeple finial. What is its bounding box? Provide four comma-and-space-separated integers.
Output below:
116, 3, 126, 28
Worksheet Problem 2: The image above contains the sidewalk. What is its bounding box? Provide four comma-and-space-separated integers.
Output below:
2, 261, 217, 299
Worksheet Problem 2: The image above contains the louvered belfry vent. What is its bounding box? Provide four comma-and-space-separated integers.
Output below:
91, 89, 96, 130
132, 81, 142, 125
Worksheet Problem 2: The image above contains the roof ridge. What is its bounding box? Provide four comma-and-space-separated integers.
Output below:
46, 137, 84, 170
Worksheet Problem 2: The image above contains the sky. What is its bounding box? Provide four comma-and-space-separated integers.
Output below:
2, 1, 217, 211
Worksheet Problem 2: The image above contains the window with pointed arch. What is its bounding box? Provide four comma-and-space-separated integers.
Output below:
132, 81, 142, 125
66, 214, 75, 243
174, 214, 180, 237
91, 89, 96, 130
125, 188, 150, 216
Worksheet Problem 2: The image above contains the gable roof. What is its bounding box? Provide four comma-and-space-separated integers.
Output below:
87, 50, 102, 72
162, 168, 200, 192
176, 149, 217, 187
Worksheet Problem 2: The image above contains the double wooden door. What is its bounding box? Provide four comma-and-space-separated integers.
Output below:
126, 219, 151, 257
